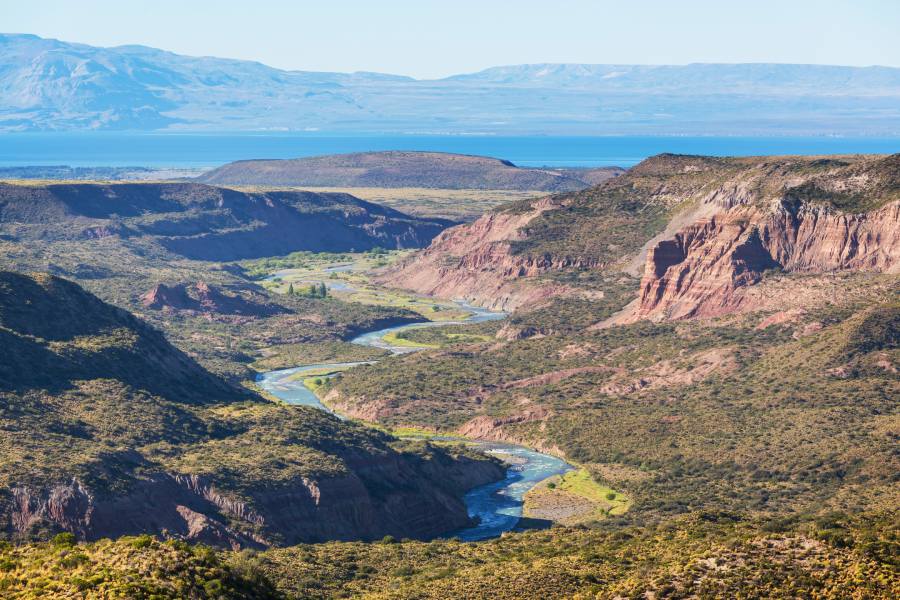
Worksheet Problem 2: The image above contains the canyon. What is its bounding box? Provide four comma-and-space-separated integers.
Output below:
381, 153, 900, 321
0, 271, 504, 547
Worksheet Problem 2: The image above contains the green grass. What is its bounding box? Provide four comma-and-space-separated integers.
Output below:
392, 326, 497, 348
555, 469, 630, 516
382, 330, 439, 349
326, 273, 900, 522
285, 366, 352, 383
249, 250, 470, 321
303, 376, 335, 394
250, 341, 389, 372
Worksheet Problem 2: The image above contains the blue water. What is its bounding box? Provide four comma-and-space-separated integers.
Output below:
453, 444, 572, 542
1, 132, 897, 168
349, 302, 506, 354
256, 362, 370, 410
256, 299, 572, 540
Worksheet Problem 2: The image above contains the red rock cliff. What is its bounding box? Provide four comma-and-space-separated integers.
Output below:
377, 197, 580, 310
626, 199, 900, 321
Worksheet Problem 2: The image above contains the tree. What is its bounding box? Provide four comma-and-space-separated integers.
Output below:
308, 284, 317, 297
287, 283, 294, 296
318, 282, 327, 298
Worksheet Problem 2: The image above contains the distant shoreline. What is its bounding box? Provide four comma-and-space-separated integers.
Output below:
1, 133, 898, 170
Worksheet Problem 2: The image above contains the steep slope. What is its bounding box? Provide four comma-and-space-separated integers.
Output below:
378, 154, 718, 310
0, 182, 447, 260
378, 196, 574, 310
197, 151, 621, 191
382, 153, 900, 316
0, 272, 503, 547
620, 154, 900, 322
3, 34, 900, 134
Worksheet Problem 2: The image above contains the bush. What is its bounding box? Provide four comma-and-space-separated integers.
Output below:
52, 532, 76, 547
129, 534, 154, 550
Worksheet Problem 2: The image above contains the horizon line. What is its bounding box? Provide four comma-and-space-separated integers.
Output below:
4, 32, 899, 80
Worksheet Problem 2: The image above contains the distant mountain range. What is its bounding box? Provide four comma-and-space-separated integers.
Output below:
2, 33, 900, 135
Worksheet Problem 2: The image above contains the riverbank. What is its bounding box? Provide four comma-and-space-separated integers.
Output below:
254, 296, 596, 540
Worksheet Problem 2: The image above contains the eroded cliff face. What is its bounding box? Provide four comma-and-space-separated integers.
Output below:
376, 154, 749, 311
5, 452, 504, 548
382, 153, 899, 321
0, 272, 506, 549
378, 197, 582, 310
624, 199, 900, 322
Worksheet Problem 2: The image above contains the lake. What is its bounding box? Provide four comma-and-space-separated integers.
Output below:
1, 132, 898, 168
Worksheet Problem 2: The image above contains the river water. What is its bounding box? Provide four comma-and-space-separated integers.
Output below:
256, 301, 573, 541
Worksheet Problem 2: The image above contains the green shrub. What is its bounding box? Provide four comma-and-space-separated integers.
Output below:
129, 534, 154, 550
52, 532, 77, 547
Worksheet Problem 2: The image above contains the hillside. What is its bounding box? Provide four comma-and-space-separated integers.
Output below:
4, 509, 895, 598
0, 272, 503, 547
328, 153, 900, 528
380, 153, 900, 313
0, 182, 447, 261
1, 160, 897, 598
0, 182, 434, 384
196, 151, 622, 191
3, 34, 899, 135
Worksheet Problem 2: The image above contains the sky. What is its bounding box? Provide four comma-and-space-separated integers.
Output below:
4, 0, 900, 78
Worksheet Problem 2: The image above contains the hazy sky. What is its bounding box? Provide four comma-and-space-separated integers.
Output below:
5, 0, 899, 78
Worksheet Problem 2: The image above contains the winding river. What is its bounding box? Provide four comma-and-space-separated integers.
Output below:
257, 296, 573, 541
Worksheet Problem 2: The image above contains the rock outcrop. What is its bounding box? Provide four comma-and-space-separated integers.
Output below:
457, 406, 551, 441
141, 281, 284, 317
381, 153, 899, 321
378, 197, 577, 310
624, 199, 900, 321
6, 454, 504, 548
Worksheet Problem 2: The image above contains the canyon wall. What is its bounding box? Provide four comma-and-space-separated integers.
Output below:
378, 197, 576, 310
625, 199, 900, 322
381, 154, 899, 322
5, 453, 504, 548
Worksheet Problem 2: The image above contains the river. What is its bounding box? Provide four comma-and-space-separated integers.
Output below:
256, 301, 573, 541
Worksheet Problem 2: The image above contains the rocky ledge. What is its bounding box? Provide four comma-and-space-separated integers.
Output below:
621, 198, 899, 322
6, 449, 505, 549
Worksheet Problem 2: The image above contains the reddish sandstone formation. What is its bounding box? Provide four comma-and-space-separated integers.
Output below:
378, 197, 582, 310
457, 406, 551, 441
141, 283, 194, 311
624, 199, 900, 322
141, 281, 282, 317
381, 153, 899, 321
